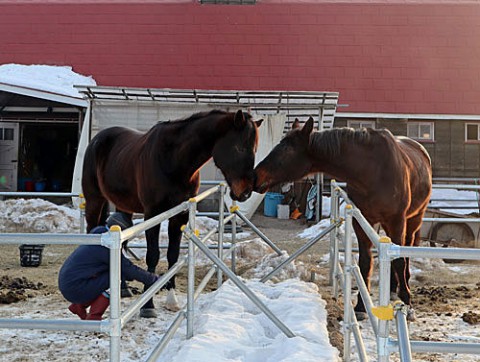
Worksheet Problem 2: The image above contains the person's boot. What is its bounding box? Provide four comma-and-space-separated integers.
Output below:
121, 280, 133, 298
86, 293, 110, 320
68, 303, 89, 320
121, 286, 133, 298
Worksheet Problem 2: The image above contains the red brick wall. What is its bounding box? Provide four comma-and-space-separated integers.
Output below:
1, 2, 479, 115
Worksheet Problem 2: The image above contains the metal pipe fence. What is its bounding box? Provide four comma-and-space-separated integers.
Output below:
329, 180, 480, 362
0, 183, 293, 361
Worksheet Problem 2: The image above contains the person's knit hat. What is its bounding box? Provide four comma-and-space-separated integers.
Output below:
90, 225, 108, 234
106, 212, 133, 230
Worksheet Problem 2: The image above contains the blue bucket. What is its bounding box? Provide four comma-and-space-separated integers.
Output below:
264, 192, 285, 217
34, 181, 46, 192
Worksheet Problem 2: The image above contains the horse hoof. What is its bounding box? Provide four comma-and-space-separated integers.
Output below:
164, 303, 181, 312
139, 308, 157, 318
121, 288, 133, 298
165, 289, 181, 312
407, 308, 416, 322
355, 311, 368, 321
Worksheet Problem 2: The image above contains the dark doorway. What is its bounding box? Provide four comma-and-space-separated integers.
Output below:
18, 122, 78, 192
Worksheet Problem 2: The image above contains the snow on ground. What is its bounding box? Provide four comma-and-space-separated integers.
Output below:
0, 279, 340, 362
0, 198, 80, 233
0, 63, 96, 98
298, 219, 332, 239
430, 188, 480, 215
161, 279, 339, 362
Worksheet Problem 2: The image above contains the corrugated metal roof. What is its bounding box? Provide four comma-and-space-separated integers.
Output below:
77, 85, 339, 129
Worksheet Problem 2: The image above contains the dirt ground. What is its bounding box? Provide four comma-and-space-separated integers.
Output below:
1, 211, 480, 361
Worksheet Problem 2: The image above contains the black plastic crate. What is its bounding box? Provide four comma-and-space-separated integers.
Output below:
19, 244, 45, 267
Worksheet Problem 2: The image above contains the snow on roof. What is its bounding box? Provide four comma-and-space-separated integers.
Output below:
0, 64, 96, 99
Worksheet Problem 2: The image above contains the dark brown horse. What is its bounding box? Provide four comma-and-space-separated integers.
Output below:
82, 110, 262, 317
254, 118, 432, 320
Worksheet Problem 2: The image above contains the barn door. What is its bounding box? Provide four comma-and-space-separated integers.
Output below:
0, 122, 19, 191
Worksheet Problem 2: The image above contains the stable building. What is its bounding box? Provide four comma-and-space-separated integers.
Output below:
1, 0, 480, 181
0, 65, 95, 192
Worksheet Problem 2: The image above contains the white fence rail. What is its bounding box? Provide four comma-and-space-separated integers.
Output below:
0, 183, 293, 361
329, 180, 480, 362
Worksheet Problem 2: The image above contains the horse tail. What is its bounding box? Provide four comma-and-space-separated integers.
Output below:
81, 128, 120, 196
82, 136, 102, 194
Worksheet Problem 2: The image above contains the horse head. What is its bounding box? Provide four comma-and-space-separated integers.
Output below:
213, 110, 263, 202
254, 117, 314, 194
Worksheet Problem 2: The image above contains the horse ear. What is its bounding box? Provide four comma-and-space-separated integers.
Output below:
292, 118, 301, 130
233, 110, 246, 129
303, 117, 314, 135
255, 119, 264, 128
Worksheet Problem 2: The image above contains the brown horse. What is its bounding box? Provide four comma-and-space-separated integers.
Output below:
82, 110, 262, 317
254, 118, 432, 320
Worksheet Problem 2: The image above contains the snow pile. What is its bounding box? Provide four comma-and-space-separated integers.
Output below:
0, 198, 80, 233
245, 250, 305, 282
161, 279, 340, 362
0, 63, 96, 98
297, 219, 332, 239
236, 237, 273, 260
195, 216, 218, 234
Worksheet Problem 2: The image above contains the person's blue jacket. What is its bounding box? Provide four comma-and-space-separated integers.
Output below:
58, 227, 157, 304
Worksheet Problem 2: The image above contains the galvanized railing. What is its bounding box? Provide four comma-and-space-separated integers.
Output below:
329, 180, 480, 362
0, 183, 293, 361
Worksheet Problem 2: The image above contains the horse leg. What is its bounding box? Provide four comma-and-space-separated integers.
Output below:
353, 220, 374, 321
139, 222, 161, 318
381, 224, 399, 299
163, 211, 189, 312
390, 261, 399, 299
84, 196, 109, 232
392, 215, 419, 306
384, 216, 413, 311
399, 213, 424, 321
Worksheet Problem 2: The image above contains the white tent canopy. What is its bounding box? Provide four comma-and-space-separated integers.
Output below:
72, 86, 339, 217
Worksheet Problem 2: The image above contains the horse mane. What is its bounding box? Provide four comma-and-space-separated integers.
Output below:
147, 109, 254, 135
141, 110, 227, 139
149, 109, 225, 127
176, 109, 229, 123
309, 127, 377, 158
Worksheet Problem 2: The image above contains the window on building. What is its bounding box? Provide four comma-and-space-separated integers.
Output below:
407, 122, 434, 141
347, 120, 375, 130
466, 123, 480, 142
200, 0, 256, 4
3, 128, 14, 141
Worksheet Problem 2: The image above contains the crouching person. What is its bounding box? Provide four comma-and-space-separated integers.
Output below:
58, 225, 158, 320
